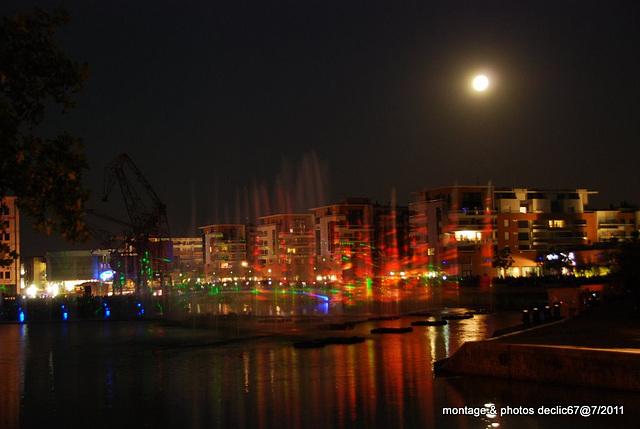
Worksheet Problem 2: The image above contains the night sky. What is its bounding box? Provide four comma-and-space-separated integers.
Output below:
4, 1, 640, 256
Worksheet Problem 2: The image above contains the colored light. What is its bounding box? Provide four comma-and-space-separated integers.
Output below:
100, 270, 114, 281
18, 310, 25, 323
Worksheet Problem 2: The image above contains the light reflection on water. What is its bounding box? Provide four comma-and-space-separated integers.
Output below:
0, 305, 638, 429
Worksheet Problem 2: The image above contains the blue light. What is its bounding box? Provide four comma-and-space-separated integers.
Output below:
315, 294, 329, 302
18, 309, 25, 323
100, 270, 114, 281
293, 291, 329, 301
105, 308, 111, 318
62, 312, 68, 321
317, 302, 329, 314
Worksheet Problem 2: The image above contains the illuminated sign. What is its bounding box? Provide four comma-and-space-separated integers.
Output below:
100, 270, 114, 281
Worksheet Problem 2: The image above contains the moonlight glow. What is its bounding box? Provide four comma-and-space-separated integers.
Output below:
472, 75, 489, 91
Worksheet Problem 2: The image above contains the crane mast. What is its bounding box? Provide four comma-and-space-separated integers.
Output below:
100, 154, 172, 297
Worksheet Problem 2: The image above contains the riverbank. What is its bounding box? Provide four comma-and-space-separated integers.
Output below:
434, 297, 640, 391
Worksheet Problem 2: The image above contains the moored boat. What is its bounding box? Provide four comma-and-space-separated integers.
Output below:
323, 336, 365, 345
293, 339, 326, 349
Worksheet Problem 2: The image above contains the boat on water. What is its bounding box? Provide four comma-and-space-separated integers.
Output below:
293, 339, 326, 349
411, 320, 448, 326
323, 336, 365, 345
370, 327, 413, 334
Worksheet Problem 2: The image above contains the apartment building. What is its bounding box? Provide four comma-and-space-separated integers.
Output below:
372, 203, 412, 276
595, 209, 639, 242
197, 188, 637, 281
494, 189, 598, 275
310, 198, 375, 281
171, 237, 205, 282
1, 196, 20, 295
200, 224, 248, 281
408, 186, 613, 277
409, 186, 495, 277
256, 214, 315, 281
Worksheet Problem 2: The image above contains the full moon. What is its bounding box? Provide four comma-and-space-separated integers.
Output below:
472, 75, 489, 91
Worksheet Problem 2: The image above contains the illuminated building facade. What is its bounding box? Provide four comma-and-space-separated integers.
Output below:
595, 209, 640, 242
196, 188, 638, 282
409, 186, 496, 277
45, 250, 112, 296
171, 237, 205, 282
256, 214, 315, 281
20, 256, 46, 296
408, 186, 615, 277
372, 202, 412, 277
311, 198, 375, 281
200, 224, 248, 281
0, 196, 20, 296
495, 188, 598, 276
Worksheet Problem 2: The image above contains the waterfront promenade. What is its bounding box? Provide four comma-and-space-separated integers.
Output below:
492, 298, 640, 349
436, 297, 640, 390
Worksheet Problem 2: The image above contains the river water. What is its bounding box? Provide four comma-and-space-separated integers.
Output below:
1, 296, 638, 428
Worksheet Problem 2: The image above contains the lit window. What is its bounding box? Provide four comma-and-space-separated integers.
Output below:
454, 231, 480, 241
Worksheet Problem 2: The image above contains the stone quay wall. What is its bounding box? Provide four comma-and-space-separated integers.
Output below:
435, 340, 640, 391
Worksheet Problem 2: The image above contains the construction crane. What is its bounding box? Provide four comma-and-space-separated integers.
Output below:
99, 153, 173, 296
83, 208, 136, 295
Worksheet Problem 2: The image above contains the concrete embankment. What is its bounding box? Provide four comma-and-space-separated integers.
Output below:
435, 340, 640, 391
435, 299, 640, 391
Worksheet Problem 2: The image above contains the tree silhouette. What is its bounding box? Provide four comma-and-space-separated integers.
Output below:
492, 247, 514, 277
1, 6, 90, 266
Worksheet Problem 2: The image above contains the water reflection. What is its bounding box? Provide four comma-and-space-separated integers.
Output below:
1, 309, 638, 428
0, 325, 23, 429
